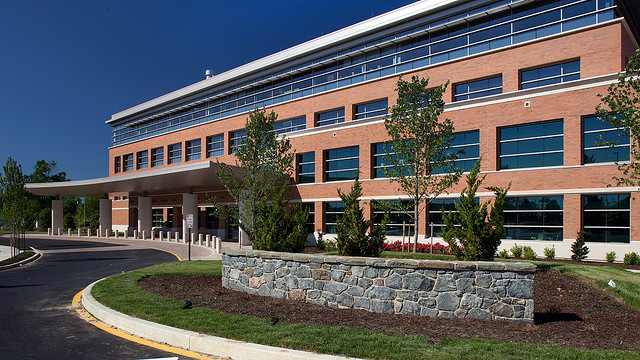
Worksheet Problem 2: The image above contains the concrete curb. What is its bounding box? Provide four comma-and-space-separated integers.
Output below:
82, 279, 360, 360
0, 247, 42, 271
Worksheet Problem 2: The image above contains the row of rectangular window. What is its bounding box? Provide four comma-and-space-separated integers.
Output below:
293, 114, 625, 183
318, 192, 630, 243
112, 0, 610, 146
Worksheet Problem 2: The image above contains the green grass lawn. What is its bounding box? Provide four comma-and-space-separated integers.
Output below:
92, 260, 640, 360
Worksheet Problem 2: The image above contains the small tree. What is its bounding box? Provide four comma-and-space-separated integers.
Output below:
571, 231, 590, 261
216, 109, 298, 250
596, 49, 640, 187
252, 187, 309, 253
383, 75, 462, 252
0, 157, 32, 256
443, 159, 510, 261
336, 176, 387, 257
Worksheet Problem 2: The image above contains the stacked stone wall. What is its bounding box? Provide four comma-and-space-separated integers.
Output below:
222, 249, 535, 322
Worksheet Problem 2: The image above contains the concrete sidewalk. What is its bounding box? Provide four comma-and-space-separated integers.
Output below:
24, 233, 242, 261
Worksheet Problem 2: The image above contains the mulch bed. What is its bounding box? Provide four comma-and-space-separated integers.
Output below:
139, 269, 640, 351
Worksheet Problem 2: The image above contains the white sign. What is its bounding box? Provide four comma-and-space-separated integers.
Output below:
186, 214, 194, 229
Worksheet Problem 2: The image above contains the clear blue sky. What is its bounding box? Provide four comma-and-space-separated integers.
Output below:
0, 0, 417, 181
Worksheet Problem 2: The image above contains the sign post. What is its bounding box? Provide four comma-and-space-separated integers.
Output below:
186, 214, 194, 261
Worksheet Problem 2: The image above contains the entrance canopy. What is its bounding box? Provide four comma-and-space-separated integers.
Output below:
25, 161, 241, 197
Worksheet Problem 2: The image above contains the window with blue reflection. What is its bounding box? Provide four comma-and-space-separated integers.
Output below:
428, 198, 478, 236
317, 108, 345, 127
355, 99, 388, 119
273, 116, 306, 134
325, 202, 346, 233
206, 134, 224, 158
372, 200, 415, 236
583, 114, 629, 164
186, 139, 201, 161
583, 193, 630, 243
521, 60, 580, 89
137, 150, 148, 170
503, 196, 564, 241
151, 147, 164, 167
168, 143, 182, 164
298, 152, 315, 183
454, 76, 502, 101
500, 120, 563, 169
325, 146, 359, 181
230, 130, 246, 154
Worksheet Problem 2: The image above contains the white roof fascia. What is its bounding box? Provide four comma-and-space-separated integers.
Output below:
107, 0, 461, 124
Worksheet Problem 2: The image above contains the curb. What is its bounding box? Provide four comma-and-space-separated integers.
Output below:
0, 247, 42, 271
82, 279, 360, 360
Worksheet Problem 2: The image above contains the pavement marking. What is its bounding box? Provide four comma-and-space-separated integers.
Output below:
72, 290, 214, 360
151, 248, 183, 262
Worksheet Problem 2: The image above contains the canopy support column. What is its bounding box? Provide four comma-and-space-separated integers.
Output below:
138, 197, 152, 239
99, 198, 112, 237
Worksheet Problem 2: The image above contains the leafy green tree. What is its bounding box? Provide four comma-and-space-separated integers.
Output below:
253, 187, 309, 252
216, 108, 299, 249
443, 159, 510, 261
596, 49, 640, 186
0, 157, 34, 255
336, 175, 387, 257
27, 160, 69, 230
73, 197, 101, 229
383, 75, 462, 252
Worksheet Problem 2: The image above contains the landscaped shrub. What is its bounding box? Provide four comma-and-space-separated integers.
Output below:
253, 188, 309, 253
336, 176, 387, 257
443, 159, 510, 261
571, 231, 590, 261
498, 249, 509, 259
523, 246, 537, 260
315, 230, 326, 250
510, 244, 523, 258
624, 252, 640, 265
606, 251, 617, 263
381, 240, 452, 255
543, 247, 556, 259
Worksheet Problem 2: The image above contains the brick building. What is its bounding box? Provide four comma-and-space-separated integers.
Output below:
28, 0, 640, 260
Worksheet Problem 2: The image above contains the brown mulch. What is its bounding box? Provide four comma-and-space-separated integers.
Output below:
139, 270, 640, 351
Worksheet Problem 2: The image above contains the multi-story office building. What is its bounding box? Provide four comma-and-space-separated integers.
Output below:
28, 0, 640, 259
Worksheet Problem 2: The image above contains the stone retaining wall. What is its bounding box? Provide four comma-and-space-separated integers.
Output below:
222, 250, 535, 322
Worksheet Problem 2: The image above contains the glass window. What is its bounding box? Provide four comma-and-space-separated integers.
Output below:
372, 200, 415, 236
206, 134, 224, 158
122, 154, 134, 172
273, 116, 306, 134
186, 139, 201, 161
583, 193, 630, 243
298, 152, 315, 183
500, 120, 563, 169
114, 156, 121, 174
583, 114, 630, 164
520, 60, 580, 89
151, 147, 164, 167
354, 99, 388, 120
299, 203, 315, 234
136, 150, 148, 170
168, 143, 182, 164
230, 130, 246, 154
325, 146, 359, 182
447, 130, 480, 172
428, 198, 477, 237
373, 142, 397, 178
152, 208, 164, 228
454, 76, 503, 101
317, 108, 345, 127
503, 196, 564, 241
325, 202, 345, 234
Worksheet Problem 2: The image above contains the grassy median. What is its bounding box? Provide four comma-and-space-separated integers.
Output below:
92, 260, 640, 359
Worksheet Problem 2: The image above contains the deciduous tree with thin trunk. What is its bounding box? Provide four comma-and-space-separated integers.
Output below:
382, 75, 462, 252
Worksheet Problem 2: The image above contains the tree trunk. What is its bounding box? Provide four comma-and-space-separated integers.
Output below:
413, 202, 419, 252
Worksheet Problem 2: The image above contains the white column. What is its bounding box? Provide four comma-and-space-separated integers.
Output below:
182, 194, 198, 243
99, 199, 112, 237
138, 197, 152, 239
206, 234, 211, 247
51, 200, 63, 236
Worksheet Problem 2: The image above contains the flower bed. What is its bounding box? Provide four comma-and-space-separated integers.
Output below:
381, 240, 452, 254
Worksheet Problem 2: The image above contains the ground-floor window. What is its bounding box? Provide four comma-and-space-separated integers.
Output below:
583, 193, 630, 243
372, 200, 415, 237
427, 199, 460, 237
298, 203, 315, 234
503, 196, 563, 241
205, 208, 218, 229
324, 202, 345, 234
152, 208, 164, 228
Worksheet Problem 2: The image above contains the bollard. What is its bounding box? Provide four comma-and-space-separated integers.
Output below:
151, 230, 155, 241
124, 230, 128, 239
68, 228, 71, 236
77, 229, 81, 237
47, 228, 51, 236
58, 228, 62, 236
133, 230, 138, 239
206, 234, 211, 247
191, 233, 195, 244
159, 231, 163, 241
106, 230, 110, 238
167, 231, 171, 242
142, 230, 146, 240
215, 237, 222, 254
198, 233, 203, 246
175, 232, 179, 242
115, 230, 119, 239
